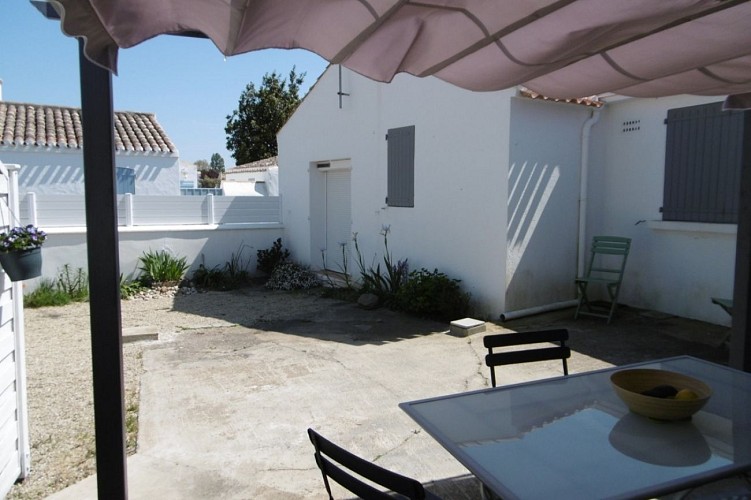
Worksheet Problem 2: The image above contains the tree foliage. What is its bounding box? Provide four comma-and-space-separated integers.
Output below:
194, 159, 209, 170
225, 68, 305, 164
210, 153, 225, 173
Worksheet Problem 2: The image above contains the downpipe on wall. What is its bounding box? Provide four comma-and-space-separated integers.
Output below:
500, 299, 579, 322
578, 108, 602, 276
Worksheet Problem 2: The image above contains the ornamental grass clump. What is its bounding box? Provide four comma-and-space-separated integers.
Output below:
137, 249, 190, 286
353, 225, 408, 305
0, 224, 47, 252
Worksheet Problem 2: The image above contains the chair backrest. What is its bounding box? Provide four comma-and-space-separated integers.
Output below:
308, 428, 431, 500
585, 236, 631, 282
483, 329, 570, 388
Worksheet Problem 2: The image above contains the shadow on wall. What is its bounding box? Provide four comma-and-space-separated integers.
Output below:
133, 163, 162, 182
505, 160, 577, 310
20, 164, 84, 191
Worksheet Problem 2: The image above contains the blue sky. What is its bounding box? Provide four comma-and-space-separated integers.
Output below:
0, 1, 329, 166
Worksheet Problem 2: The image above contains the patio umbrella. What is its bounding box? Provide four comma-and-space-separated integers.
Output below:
34, 0, 751, 498
54, 0, 751, 103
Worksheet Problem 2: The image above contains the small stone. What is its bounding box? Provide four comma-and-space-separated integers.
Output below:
357, 293, 380, 310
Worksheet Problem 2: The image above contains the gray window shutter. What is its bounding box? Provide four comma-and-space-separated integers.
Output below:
387, 125, 415, 207
663, 102, 745, 223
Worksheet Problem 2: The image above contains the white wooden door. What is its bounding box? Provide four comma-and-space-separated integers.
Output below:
323, 168, 352, 273
0, 164, 30, 497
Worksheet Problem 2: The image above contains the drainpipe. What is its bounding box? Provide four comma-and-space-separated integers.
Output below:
578, 108, 602, 277
500, 299, 580, 322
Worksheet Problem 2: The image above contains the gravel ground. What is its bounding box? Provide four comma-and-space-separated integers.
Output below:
7, 288, 233, 499
8, 285, 329, 499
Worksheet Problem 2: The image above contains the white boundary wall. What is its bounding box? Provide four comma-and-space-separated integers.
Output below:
28, 224, 284, 290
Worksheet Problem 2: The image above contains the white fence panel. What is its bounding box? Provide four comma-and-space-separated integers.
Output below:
131, 196, 207, 226
0, 163, 30, 497
20, 194, 282, 227
213, 196, 282, 224
20, 194, 86, 227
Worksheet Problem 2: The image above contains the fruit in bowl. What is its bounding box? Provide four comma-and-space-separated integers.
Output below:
610, 369, 712, 421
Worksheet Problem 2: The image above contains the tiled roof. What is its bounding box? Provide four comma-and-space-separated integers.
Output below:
0, 101, 177, 153
229, 156, 278, 173
519, 88, 604, 108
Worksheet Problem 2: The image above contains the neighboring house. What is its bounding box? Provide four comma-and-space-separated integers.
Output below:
222, 156, 279, 196
0, 99, 180, 195
278, 66, 737, 326
179, 159, 198, 190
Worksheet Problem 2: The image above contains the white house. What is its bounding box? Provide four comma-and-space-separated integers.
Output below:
222, 157, 279, 196
278, 66, 736, 326
0, 98, 180, 196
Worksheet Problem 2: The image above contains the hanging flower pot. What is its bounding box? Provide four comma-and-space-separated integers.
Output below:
0, 247, 42, 281
0, 225, 47, 281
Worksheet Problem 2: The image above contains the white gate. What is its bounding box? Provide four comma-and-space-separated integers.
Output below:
0, 163, 31, 496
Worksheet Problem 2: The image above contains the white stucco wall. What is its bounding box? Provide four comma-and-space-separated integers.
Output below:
27, 225, 283, 290
588, 95, 734, 325
506, 97, 594, 312
279, 68, 512, 319
0, 148, 180, 195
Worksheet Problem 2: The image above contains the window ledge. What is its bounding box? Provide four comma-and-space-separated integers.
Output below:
646, 220, 736, 235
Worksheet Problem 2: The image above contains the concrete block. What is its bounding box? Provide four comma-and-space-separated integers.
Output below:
122, 326, 159, 343
449, 317, 486, 337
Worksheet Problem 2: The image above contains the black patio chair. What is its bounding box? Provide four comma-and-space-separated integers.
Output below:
484, 329, 570, 387
308, 428, 441, 500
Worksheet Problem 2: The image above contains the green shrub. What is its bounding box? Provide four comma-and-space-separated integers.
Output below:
138, 250, 190, 286
24, 279, 72, 308
193, 245, 252, 290
120, 274, 145, 299
265, 262, 320, 290
192, 264, 226, 289
257, 238, 290, 275
57, 264, 89, 301
395, 268, 470, 322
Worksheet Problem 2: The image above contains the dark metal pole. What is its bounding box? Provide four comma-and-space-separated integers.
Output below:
78, 39, 129, 498
730, 111, 751, 372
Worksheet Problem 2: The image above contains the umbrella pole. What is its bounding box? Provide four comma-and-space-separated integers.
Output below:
730, 112, 751, 373
78, 40, 128, 498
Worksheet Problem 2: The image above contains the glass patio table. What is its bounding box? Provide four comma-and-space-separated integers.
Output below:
399, 356, 751, 500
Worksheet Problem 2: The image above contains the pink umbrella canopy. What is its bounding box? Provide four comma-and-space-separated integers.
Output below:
52, 0, 751, 104
31, 1, 751, 497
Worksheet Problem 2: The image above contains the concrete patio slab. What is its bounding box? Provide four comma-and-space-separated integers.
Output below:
47, 290, 730, 499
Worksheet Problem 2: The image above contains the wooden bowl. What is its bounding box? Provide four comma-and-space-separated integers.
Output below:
610, 369, 712, 421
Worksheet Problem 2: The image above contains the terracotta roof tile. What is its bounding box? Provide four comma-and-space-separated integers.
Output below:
0, 101, 177, 153
230, 156, 278, 173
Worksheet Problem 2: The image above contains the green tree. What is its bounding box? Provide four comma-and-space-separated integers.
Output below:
198, 169, 220, 189
225, 68, 305, 164
210, 153, 225, 173
194, 159, 209, 170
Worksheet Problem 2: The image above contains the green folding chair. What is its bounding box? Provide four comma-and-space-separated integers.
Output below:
575, 236, 631, 324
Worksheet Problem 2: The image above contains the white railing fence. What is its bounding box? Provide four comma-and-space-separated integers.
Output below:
18, 193, 286, 290
20, 193, 283, 227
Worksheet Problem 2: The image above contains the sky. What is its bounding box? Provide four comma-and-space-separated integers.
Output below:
0, 1, 329, 166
